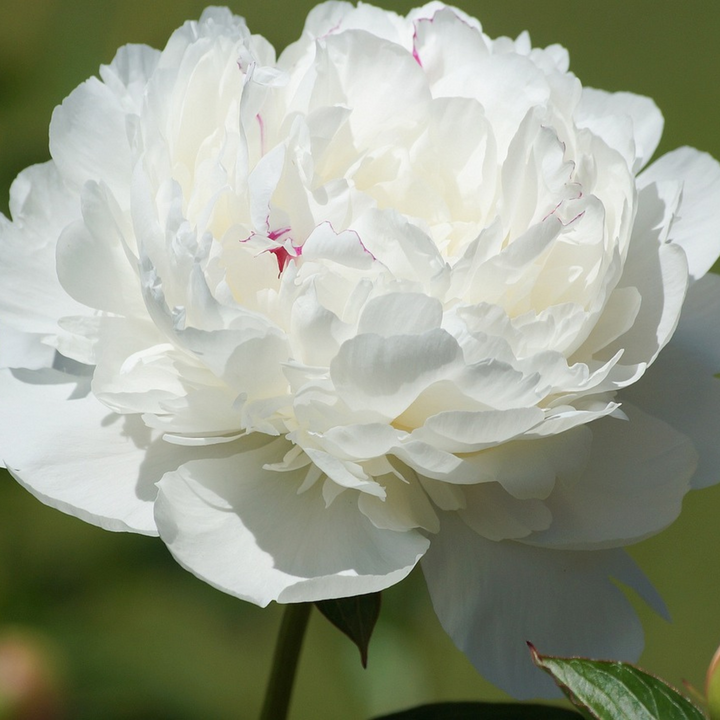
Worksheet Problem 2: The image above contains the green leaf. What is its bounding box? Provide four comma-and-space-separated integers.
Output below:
314, 592, 381, 668
373, 701, 583, 719
529, 643, 706, 720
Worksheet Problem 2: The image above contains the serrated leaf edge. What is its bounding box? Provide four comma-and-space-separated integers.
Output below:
528, 643, 706, 720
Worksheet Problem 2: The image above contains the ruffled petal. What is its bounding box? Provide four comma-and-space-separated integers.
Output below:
526, 404, 696, 549
0, 326, 56, 370
155, 437, 429, 606
576, 88, 663, 172
49, 77, 135, 204
0, 163, 87, 337
623, 273, 720, 489
589, 185, 689, 366
422, 512, 666, 699
0, 368, 159, 534
330, 329, 463, 419
639, 147, 720, 281
56, 181, 145, 316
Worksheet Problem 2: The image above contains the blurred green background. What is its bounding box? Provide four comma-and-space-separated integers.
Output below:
1, 1, 720, 717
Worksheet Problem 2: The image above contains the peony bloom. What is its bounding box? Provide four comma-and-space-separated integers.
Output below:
2, 1, 720, 697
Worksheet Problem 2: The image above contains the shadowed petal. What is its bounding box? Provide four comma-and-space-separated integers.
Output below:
155, 437, 429, 605
422, 512, 666, 699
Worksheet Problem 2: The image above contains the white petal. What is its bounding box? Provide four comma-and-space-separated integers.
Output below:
453, 360, 547, 410
0, 368, 162, 534
303, 446, 384, 498
459, 483, 551, 541
90, 318, 188, 414
301, 222, 375, 269
313, 29, 430, 149
99, 43, 161, 111
414, 407, 544, 453
290, 285, 352, 366
249, 143, 286, 231
393, 440, 493, 484
576, 88, 663, 172
639, 147, 720, 281
321, 422, 405, 460
0, 326, 56, 370
595, 188, 689, 366
352, 208, 447, 285
179, 325, 290, 399
413, 6, 489, 77
419, 476, 466, 510
623, 273, 720, 489
288, 1, 404, 48
465, 427, 592, 501
155, 438, 428, 606
49, 77, 134, 203
422, 513, 666, 698
577, 286, 641, 358
358, 472, 440, 533
331, 329, 463, 418
357, 292, 443, 337
296, 1, 355, 40
0, 163, 87, 335
527, 404, 697, 549
143, 385, 244, 438
56, 181, 144, 316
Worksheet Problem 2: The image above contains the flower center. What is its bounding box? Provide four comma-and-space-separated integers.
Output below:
265, 228, 303, 275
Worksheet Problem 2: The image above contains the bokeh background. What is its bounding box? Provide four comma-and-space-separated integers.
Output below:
1, 1, 720, 718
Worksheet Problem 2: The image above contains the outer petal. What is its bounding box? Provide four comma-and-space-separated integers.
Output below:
576, 88, 663, 172
0, 368, 162, 534
0, 326, 55, 370
526, 404, 696, 549
623, 273, 720, 489
98, 43, 161, 111
49, 77, 134, 203
154, 437, 429, 606
639, 147, 720, 281
588, 185, 689, 367
422, 513, 666, 699
0, 163, 87, 337
310, 29, 430, 149
283, 0, 405, 54
56, 181, 145, 316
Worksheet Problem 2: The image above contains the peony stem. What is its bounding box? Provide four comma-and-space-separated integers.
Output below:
260, 602, 312, 720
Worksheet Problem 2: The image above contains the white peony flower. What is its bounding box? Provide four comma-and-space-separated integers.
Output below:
2, 2, 720, 697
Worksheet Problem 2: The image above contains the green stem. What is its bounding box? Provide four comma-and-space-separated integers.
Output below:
260, 603, 312, 720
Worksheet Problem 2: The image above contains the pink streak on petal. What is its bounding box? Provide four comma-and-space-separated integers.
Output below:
320, 220, 377, 261
268, 246, 293, 275
542, 200, 563, 222
256, 113, 265, 156
268, 227, 291, 241
266, 237, 302, 276
412, 25, 423, 67
319, 19, 342, 40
